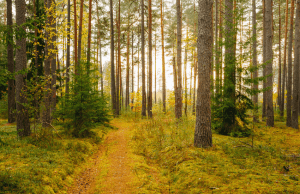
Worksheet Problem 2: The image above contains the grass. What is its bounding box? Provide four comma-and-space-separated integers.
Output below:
130, 115, 300, 193
0, 119, 109, 194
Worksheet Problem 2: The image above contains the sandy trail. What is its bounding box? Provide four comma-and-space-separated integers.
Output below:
68, 119, 137, 194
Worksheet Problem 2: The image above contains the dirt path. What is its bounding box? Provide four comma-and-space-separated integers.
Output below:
68, 119, 137, 194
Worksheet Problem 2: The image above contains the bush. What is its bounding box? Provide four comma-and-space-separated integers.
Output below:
55, 63, 110, 137
212, 92, 253, 137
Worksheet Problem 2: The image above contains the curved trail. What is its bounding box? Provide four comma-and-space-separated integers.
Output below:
68, 119, 137, 194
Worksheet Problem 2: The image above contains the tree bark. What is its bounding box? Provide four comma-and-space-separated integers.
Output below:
281, 0, 289, 117
77, 0, 84, 67
43, 0, 51, 128
73, 0, 77, 71
87, 0, 92, 70
51, 0, 57, 114
278, 0, 282, 112
263, 0, 266, 119
265, 0, 274, 127
292, 0, 300, 129
148, 0, 153, 118
224, 0, 235, 129
66, 0, 70, 95
161, 0, 166, 113
287, 0, 295, 127
110, 0, 116, 115
176, 0, 182, 119
141, 0, 146, 117
126, 17, 130, 109
15, 0, 31, 136
194, 0, 213, 148
215, 0, 219, 96
252, 0, 259, 122
7, 0, 15, 123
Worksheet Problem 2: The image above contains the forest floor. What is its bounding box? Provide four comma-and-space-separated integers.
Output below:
1, 115, 300, 193
68, 119, 138, 194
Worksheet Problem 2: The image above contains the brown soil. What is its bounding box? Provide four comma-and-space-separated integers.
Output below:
68, 119, 137, 194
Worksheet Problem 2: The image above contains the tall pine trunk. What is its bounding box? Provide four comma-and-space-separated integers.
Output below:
278, 0, 282, 111
148, 0, 153, 118
161, 0, 166, 113
281, 0, 289, 117
66, 0, 70, 95
266, 0, 274, 127
252, 0, 259, 122
87, 0, 92, 70
126, 17, 130, 109
7, 0, 15, 123
141, 0, 146, 117
110, 0, 116, 115
176, 0, 182, 119
194, 0, 213, 148
286, 0, 295, 127
292, 1, 300, 129
15, 0, 31, 136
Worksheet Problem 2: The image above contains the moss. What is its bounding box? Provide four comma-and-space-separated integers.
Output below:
0, 123, 108, 193
130, 115, 300, 193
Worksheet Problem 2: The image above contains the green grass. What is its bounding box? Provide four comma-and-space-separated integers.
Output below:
130, 115, 300, 193
0, 120, 109, 194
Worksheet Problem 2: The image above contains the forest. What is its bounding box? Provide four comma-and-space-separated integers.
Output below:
0, 0, 300, 193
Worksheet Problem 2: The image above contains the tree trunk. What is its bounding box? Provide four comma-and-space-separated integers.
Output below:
278, 0, 282, 115
292, 1, 300, 129
161, 0, 166, 113
215, 0, 219, 96
281, 0, 289, 117
263, 0, 266, 119
7, 0, 15, 123
66, 0, 70, 95
110, 0, 116, 115
155, 33, 157, 104
176, 0, 182, 119
43, 0, 51, 128
141, 0, 146, 117
287, 0, 295, 127
100, 37, 104, 96
116, 1, 121, 115
15, 0, 31, 136
194, 0, 213, 148
148, 0, 153, 118
126, 17, 130, 109
77, 0, 84, 67
224, 0, 235, 129
51, 0, 57, 114
252, 0, 259, 122
184, 38, 188, 116
131, 32, 134, 108
87, 0, 92, 70
265, 0, 274, 127
73, 0, 77, 71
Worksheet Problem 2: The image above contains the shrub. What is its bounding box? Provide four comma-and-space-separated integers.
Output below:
55, 63, 110, 137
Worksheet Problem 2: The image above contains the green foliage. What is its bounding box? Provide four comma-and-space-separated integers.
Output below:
212, 93, 253, 137
55, 63, 110, 138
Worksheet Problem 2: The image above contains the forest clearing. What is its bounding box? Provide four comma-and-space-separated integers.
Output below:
1, 0, 300, 193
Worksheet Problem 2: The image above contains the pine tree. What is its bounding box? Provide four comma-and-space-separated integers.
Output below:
7, 0, 15, 123
291, 0, 300, 129
15, 0, 30, 136
286, 0, 295, 127
194, 0, 213, 148
265, 0, 274, 127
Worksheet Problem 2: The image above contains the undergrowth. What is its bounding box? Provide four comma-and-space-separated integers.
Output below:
0, 120, 109, 194
130, 115, 300, 193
